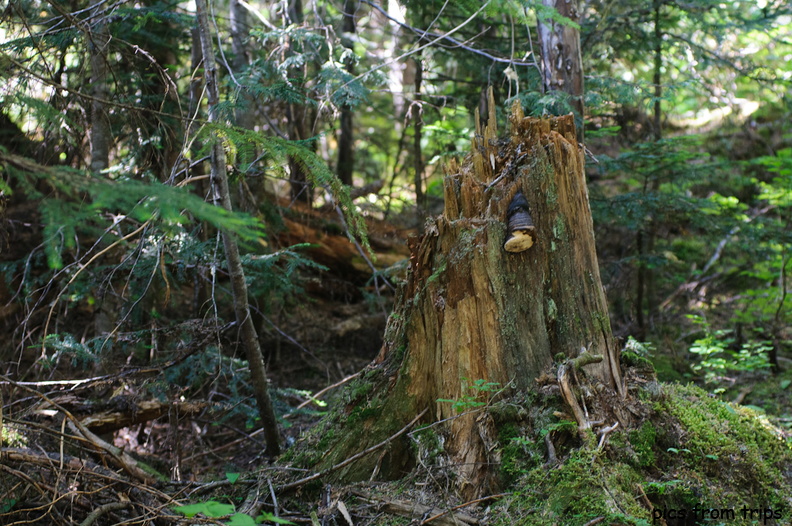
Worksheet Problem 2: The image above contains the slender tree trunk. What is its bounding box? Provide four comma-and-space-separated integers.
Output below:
412, 56, 425, 229
89, 1, 115, 335
648, 0, 663, 325
195, 0, 280, 456
189, 26, 210, 318
336, 0, 357, 187
769, 251, 789, 373
635, 229, 646, 337
637, 0, 664, 334
230, 0, 256, 133
536, 0, 585, 141
317, 100, 626, 499
653, 0, 663, 143
286, 0, 313, 204
89, 0, 110, 173
287, 105, 313, 204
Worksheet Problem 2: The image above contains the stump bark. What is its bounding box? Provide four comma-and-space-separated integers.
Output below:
317, 99, 625, 498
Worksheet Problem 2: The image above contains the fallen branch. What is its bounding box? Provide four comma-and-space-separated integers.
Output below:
421, 493, 510, 525
79, 501, 132, 526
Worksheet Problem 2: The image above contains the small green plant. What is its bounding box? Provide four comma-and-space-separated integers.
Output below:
686, 315, 771, 385
645, 480, 683, 496
624, 336, 654, 358
437, 378, 501, 411
174, 500, 294, 525
0, 424, 28, 448
540, 419, 578, 437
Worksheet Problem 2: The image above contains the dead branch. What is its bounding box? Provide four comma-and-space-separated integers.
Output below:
79, 501, 132, 526
420, 493, 509, 525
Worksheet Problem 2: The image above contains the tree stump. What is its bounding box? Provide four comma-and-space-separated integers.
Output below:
315, 97, 626, 499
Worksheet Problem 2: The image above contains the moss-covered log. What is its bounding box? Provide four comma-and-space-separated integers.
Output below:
311, 98, 627, 498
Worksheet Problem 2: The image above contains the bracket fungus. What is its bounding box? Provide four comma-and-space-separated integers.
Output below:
504, 192, 535, 253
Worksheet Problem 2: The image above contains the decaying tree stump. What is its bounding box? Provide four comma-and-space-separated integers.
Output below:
314, 96, 626, 499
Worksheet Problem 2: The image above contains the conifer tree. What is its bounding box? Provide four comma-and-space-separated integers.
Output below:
195, 0, 280, 455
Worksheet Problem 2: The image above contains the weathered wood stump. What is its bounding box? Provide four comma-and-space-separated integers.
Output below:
314, 98, 626, 499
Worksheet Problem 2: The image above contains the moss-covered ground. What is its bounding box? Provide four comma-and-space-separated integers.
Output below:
282, 360, 792, 526
488, 379, 792, 526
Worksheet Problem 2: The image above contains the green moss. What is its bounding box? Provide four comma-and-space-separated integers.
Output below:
392, 344, 407, 362
637, 383, 792, 518
622, 351, 655, 371
552, 215, 567, 241
487, 380, 792, 526
546, 298, 557, 322
282, 417, 337, 468
410, 425, 444, 465
347, 379, 373, 401
628, 422, 657, 468
499, 441, 525, 485
347, 402, 383, 424
494, 448, 651, 526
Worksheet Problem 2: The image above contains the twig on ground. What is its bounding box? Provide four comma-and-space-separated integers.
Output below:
79, 501, 132, 526
420, 493, 510, 525
294, 371, 362, 411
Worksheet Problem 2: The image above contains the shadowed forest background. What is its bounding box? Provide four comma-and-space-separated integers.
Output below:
1, 0, 791, 525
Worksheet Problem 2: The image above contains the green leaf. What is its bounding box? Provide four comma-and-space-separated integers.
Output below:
227, 513, 258, 526
256, 512, 296, 524
174, 500, 235, 518
173, 503, 205, 518
226, 472, 241, 484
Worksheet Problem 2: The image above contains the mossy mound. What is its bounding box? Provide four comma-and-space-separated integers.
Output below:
490, 382, 792, 526
280, 366, 792, 525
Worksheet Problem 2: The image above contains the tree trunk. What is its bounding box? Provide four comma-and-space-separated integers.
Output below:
230, 0, 256, 133
412, 56, 425, 230
286, 0, 313, 204
318, 97, 625, 498
637, 0, 664, 336
336, 0, 357, 187
89, 0, 110, 174
195, 0, 280, 456
536, 0, 585, 140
